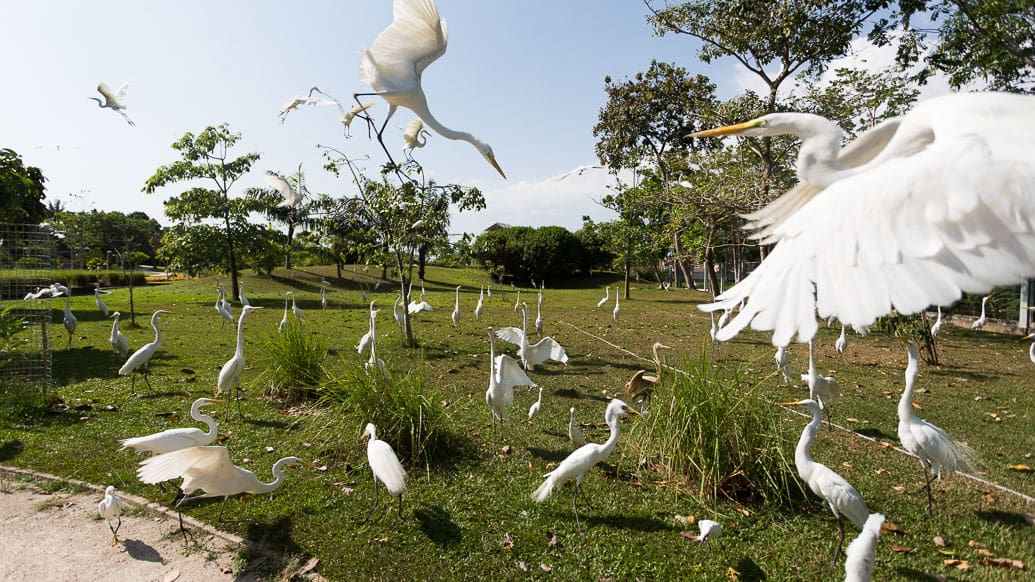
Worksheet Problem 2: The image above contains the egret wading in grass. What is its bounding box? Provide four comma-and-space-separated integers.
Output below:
474, 286, 484, 319
495, 302, 568, 371
355, 0, 506, 178
971, 295, 990, 330
94, 286, 109, 317
597, 286, 610, 308
120, 397, 225, 455
62, 294, 77, 349
238, 283, 250, 307
90, 82, 134, 126
692, 519, 723, 561
532, 399, 638, 531
527, 386, 543, 421
451, 285, 461, 328
782, 399, 869, 563
365, 308, 387, 376
290, 291, 305, 321
844, 513, 885, 582
217, 305, 263, 415
109, 311, 129, 359
278, 292, 290, 332
898, 343, 979, 515
97, 486, 124, 545
694, 92, 1035, 347
119, 310, 170, 392
485, 327, 534, 441
624, 342, 670, 411
567, 407, 585, 448
306, 86, 375, 137
362, 423, 407, 520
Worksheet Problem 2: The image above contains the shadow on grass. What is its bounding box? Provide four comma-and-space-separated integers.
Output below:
243, 417, 294, 430
123, 539, 162, 562
854, 427, 892, 440
0, 440, 24, 461
895, 566, 955, 580
241, 516, 307, 578
526, 446, 570, 463
414, 504, 462, 547
733, 556, 767, 581
584, 512, 676, 532
976, 509, 1034, 527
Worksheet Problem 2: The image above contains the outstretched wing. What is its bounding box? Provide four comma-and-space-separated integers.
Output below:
527, 337, 568, 366
495, 355, 533, 402
361, 0, 447, 89
264, 172, 301, 207
494, 326, 523, 346
137, 445, 235, 489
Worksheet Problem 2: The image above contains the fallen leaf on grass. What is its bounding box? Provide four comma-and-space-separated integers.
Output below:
892, 485, 907, 494
943, 559, 970, 570
219, 566, 232, 574
937, 549, 958, 556
874, 468, 888, 475
341, 487, 354, 495
298, 557, 319, 575
976, 548, 994, 557
891, 544, 914, 553
968, 540, 987, 549
264, 446, 274, 453
1007, 464, 1033, 472
540, 563, 552, 573
933, 536, 946, 547
674, 514, 694, 525
912, 401, 923, 410
842, 462, 853, 468
374, 537, 388, 543
547, 531, 559, 548
501, 445, 512, 455
518, 561, 528, 573
316, 465, 328, 472
979, 558, 1025, 570
985, 492, 996, 502
882, 522, 906, 534
680, 530, 698, 541
500, 533, 513, 550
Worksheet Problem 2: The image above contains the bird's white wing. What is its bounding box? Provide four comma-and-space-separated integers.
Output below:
709, 129, 1035, 346
494, 326, 524, 346
113, 82, 129, 101
264, 172, 301, 207
97, 82, 116, 102
812, 465, 869, 529
495, 355, 533, 402
368, 440, 407, 496
120, 428, 209, 454
137, 445, 235, 488
909, 418, 979, 476
527, 337, 568, 366
356, 330, 373, 355
361, 0, 447, 88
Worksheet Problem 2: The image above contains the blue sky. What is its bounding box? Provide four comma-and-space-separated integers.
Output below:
2, 1, 933, 236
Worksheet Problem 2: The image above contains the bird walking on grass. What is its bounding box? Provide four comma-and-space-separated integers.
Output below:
362, 423, 407, 520
118, 310, 170, 392
120, 397, 224, 455
217, 305, 263, 415
109, 311, 129, 359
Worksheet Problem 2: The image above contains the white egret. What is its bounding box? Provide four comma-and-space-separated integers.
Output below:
361, 423, 407, 519
709, 312, 718, 343
567, 407, 585, 448
62, 294, 77, 349
217, 305, 263, 412
930, 306, 943, 337
307, 86, 375, 136
835, 323, 847, 355
320, 285, 327, 310
356, 301, 376, 356
971, 295, 990, 330
553, 164, 605, 181
532, 399, 638, 530
1022, 332, 1035, 364
485, 327, 534, 439
238, 283, 250, 307
898, 343, 979, 514
693, 519, 723, 560
474, 286, 485, 319
527, 386, 543, 421
90, 82, 134, 126
782, 399, 869, 563
51, 282, 70, 297
278, 292, 290, 332
118, 310, 170, 392
775, 345, 792, 383
624, 342, 670, 410
94, 287, 110, 317
403, 118, 430, 158
596, 286, 610, 308
137, 446, 313, 520
716, 306, 731, 330
365, 308, 387, 376
120, 397, 225, 454
844, 513, 885, 582
357, 0, 505, 178
694, 92, 1035, 347
265, 171, 302, 208
215, 288, 233, 329
513, 290, 521, 313
279, 95, 310, 123
109, 311, 129, 359
393, 294, 405, 328
534, 294, 544, 336
612, 290, 620, 323
802, 339, 840, 421
450, 285, 461, 328
289, 291, 305, 321
495, 302, 568, 371
97, 486, 124, 545
407, 285, 433, 314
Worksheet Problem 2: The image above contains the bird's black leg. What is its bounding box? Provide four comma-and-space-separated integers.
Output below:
362, 477, 380, 523
572, 483, 583, 533
922, 465, 935, 517
832, 514, 845, 565
351, 92, 380, 139
143, 370, 153, 392
235, 382, 245, 418
397, 493, 404, 518
176, 511, 194, 545
216, 498, 228, 522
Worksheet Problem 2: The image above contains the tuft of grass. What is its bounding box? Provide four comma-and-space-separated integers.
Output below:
627, 351, 802, 506
258, 322, 328, 402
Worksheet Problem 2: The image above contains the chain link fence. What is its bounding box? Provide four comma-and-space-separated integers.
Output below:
0, 224, 54, 393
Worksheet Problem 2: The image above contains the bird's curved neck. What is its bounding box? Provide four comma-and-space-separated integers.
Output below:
792, 116, 848, 189
256, 460, 291, 494
151, 315, 162, 345
898, 354, 919, 419
191, 403, 218, 439
795, 406, 821, 470
601, 412, 622, 456
411, 101, 475, 144
234, 312, 248, 356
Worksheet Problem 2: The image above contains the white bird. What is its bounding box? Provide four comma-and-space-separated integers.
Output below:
120, 397, 224, 455
692, 519, 723, 560
265, 171, 302, 208
485, 327, 535, 439
307, 86, 375, 136
596, 286, 610, 308
782, 398, 869, 563
450, 285, 461, 328
898, 343, 979, 514
361, 423, 407, 518
109, 311, 129, 359
356, 301, 377, 356
532, 399, 638, 530
567, 407, 585, 448
694, 92, 1035, 347
513, 290, 521, 313
801, 339, 840, 420
94, 287, 109, 317
320, 286, 327, 310
217, 305, 263, 411
215, 287, 233, 328
403, 118, 431, 158
527, 386, 543, 421
278, 94, 311, 124
119, 310, 170, 392
709, 312, 718, 343
1023, 332, 1035, 365
775, 345, 792, 383
971, 295, 990, 330
495, 302, 569, 371
844, 513, 885, 582
474, 286, 485, 319
278, 292, 290, 332
357, 0, 505, 178
365, 308, 387, 376
289, 291, 305, 321
62, 294, 77, 349
612, 290, 620, 323
407, 285, 433, 314
553, 164, 606, 181
534, 293, 544, 336
137, 446, 312, 520
90, 82, 134, 126
930, 306, 943, 337
50, 282, 70, 297
238, 283, 250, 307
97, 486, 124, 545
835, 323, 848, 355
393, 294, 405, 328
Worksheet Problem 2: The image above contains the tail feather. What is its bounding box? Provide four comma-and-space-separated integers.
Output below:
532, 475, 554, 503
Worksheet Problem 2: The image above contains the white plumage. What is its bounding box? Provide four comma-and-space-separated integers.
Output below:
265, 171, 302, 208
94, 288, 109, 317
362, 423, 406, 517
485, 327, 534, 432
119, 310, 169, 391
450, 285, 461, 328
62, 294, 77, 349
801, 339, 840, 413
844, 513, 885, 582
120, 397, 223, 455
364, 308, 386, 376
495, 302, 568, 371
278, 292, 290, 332
217, 305, 262, 400
474, 286, 484, 319
215, 288, 233, 327
567, 407, 585, 448
527, 386, 543, 421
290, 291, 305, 321
596, 286, 610, 308
930, 306, 943, 337
90, 82, 135, 126
97, 485, 124, 545
971, 295, 990, 330
835, 323, 847, 354
356, 301, 376, 356
109, 311, 129, 359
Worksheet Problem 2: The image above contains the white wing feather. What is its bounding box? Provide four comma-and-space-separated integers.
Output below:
494, 326, 523, 346
527, 337, 568, 367
368, 440, 406, 496
360, 0, 447, 92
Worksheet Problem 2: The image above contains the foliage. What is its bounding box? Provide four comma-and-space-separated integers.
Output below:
795, 67, 920, 137
574, 218, 615, 273
258, 322, 329, 403
600, 176, 673, 293
46, 209, 163, 267
253, 166, 321, 269
1, 269, 148, 289
0, 148, 48, 224
0, 305, 27, 371
472, 225, 587, 281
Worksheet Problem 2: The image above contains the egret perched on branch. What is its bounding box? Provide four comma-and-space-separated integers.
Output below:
532, 399, 638, 530
109, 311, 129, 359
485, 327, 534, 440
361, 423, 407, 519
450, 285, 461, 328
90, 82, 134, 126
119, 310, 170, 392
356, 0, 506, 178
307, 86, 375, 136
217, 305, 263, 413
596, 286, 610, 308
844, 513, 885, 582
97, 486, 124, 545
94, 286, 109, 317
694, 92, 1035, 347
120, 397, 225, 454
496, 302, 568, 371
781, 399, 869, 563
474, 286, 485, 319
898, 343, 979, 514
971, 295, 990, 330
265, 171, 302, 208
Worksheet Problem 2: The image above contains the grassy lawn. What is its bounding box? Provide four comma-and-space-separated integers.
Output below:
2, 265, 1032, 580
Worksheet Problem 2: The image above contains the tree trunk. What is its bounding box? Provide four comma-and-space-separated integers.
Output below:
672, 232, 692, 289
285, 222, 295, 269
417, 245, 428, 282
336, 256, 342, 279
703, 228, 720, 299
623, 250, 631, 300
224, 213, 240, 301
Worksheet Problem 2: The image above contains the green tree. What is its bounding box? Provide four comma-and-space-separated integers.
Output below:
0, 148, 48, 224
600, 178, 671, 298
257, 166, 320, 269
143, 125, 261, 298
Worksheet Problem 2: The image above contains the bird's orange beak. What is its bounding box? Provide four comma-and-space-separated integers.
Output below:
487, 152, 506, 179
691, 118, 765, 138
778, 400, 806, 406
300, 461, 320, 470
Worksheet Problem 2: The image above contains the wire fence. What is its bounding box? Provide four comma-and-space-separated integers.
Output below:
0, 224, 54, 393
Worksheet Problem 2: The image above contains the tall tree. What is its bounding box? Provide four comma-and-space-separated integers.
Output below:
256, 166, 319, 270
600, 177, 671, 298
0, 148, 47, 224
143, 125, 260, 298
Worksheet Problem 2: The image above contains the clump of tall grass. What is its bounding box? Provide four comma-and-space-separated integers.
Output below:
626, 351, 801, 506
258, 322, 328, 402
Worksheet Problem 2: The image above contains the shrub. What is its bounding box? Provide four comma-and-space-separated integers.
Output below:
258, 322, 329, 402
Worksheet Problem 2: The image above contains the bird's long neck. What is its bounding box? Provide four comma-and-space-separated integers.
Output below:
192, 402, 218, 439
898, 346, 920, 421
255, 459, 292, 494
234, 312, 248, 357
795, 406, 822, 473
111, 317, 120, 336
601, 411, 622, 457
151, 315, 162, 346
455, 288, 459, 308
369, 313, 378, 360
806, 340, 817, 385
488, 334, 498, 384
412, 101, 476, 144
521, 306, 528, 336
793, 116, 847, 189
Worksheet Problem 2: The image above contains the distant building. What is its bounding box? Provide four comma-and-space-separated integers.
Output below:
483, 222, 510, 232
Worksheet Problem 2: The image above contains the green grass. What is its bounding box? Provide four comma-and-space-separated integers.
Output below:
1, 265, 1032, 580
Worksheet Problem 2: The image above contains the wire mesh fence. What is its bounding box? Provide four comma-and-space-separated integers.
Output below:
0, 223, 54, 392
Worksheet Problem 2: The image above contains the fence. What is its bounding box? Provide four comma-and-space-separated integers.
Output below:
0, 224, 54, 392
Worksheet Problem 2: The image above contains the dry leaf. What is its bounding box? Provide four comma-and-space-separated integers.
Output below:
985, 492, 996, 502
976, 548, 994, 557
374, 536, 388, 543
842, 462, 853, 468
317, 465, 328, 472
163, 571, 181, 582
680, 530, 697, 540
298, 557, 319, 575
968, 540, 986, 548
500, 533, 513, 550
912, 401, 923, 410
540, 563, 552, 573
547, 531, 559, 548
875, 468, 888, 475
943, 559, 971, 570
847, 417, 860, 423
341, 487, 354, 495
302, 442, 312, 447
934, 536, 946, 547
518, 561, 528, 573
891, 544, 914, 553
501, 445, 512, 455
673, 514, 691, 525
242, 458, 251, 464
264, 446, 274, 453
883, 522, 906, 534
937, 549, 958, 556
979, 558, 1025, 570
1007, 464, 1033, 472
219, 566, 232, 574
892, 485, 907, 494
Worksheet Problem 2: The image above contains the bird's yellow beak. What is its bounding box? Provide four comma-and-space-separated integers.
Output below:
1022, 333, 1035, 340
487, 152, 506, 179
778, 400, 806, 406
300, 461, 320, 470
691, 118, 766, 138
209, 399, 227, 405
625, 407, 641, 417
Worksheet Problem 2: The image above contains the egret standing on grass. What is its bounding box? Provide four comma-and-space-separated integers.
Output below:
361, 423, 407, 519
931, 306, 943, 337
356, 301, 376, 356
527, 386, 543, 421
496, 302, 568, 371
474, 286, 485, 319
801, 339, 840, 423
90, 82, 135, 126
356, 0, 505, 178
898, 343, 979, 514
289, 291, 305, 321
972, 295, 990, 330
844, 513, 885, 582
692, 519, 723, 560
612, 291, 620, 323
513, 290, 521, 313
97, 486, 124, 545
278, 292, 290, 332
109, 311, 129, 359
119, 310, 170, 392
320, 285, 328, 310
597, 286, 610, 308
94, 287, 109, 317
62, 294, 77, 349
485, 327, 534, 440
533, 399, 638, 530
694, 92, 1035, 347
217, 305, 263, 413
215, 288, 233, 329
238, 283, 250, 307
835, 324, 847, 355
451, 285, 461, 328
365, 308, 387, 376
567, 407, 585, 448
120, 397, 225, 454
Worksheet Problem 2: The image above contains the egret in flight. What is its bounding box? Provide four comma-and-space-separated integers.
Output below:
90, 82, 135, 126
694, 92, 1035, 347
485, 327, 534, 440
495, 302, 568, 371
265, 171, 302, 208
356, 0, 505, 178
307, 86, 375, 136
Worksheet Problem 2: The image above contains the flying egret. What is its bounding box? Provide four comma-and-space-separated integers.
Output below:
527, 386, 543, 421
94, 287, 110, 317
532, 399, 638, 530
217, 305, 263, 414
365, 308, 387, 376
835, 323, 847, 355
356, 0, 505, 178
137, 446, 313, 520
307, 86, 375, 136
450, 285, 461, 328
930, 306, 943, 337
898, 343, 979, 514
215, 288, 233, 329
61, 294, 77, 349
118, 310, 170, 392
120, 397, 225, 455
238, 283, 250, 307
971, 295, 990, 330
612, 290, 620, 323
567, 407, 585, 448
278, 94, 311, 124
265, 171, 302, 208
624, 342, 670, 411
485, 327, 535, 440
290, 291, 305, 321
361, 423, 407, 519
694, 92, 1035, 347
97, 486, 124, 545
596, 286, 610, 308
278, 292, 290, 332
801, 339, 840, 423
495, 302, 568, 371
109, 311, 129, 359
474, 286, 485, 319
844, 513, 885, 582
403, 118, 431, 159
357, 301, 376, 356
782, 399, 869, 563
90, 82, 134, 126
